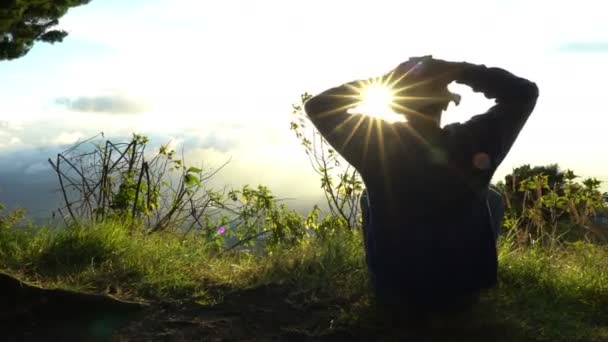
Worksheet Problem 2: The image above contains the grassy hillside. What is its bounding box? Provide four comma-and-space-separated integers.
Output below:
1, 215, 607, 341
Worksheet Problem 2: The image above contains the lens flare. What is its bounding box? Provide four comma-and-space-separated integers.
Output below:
362, 83, 393, 110
348, 81, 405, 123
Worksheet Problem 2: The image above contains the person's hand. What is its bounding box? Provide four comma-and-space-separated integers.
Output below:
418, 57, 465, 84
385, 56, 465, 89
380, 56, 467, 113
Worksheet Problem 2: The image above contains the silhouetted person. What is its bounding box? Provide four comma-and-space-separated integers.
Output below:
304, 56, 539, 317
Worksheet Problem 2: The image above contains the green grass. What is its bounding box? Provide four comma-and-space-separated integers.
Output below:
491, 241, 608, 340
0, 219, 367, 302
1, 219, 607, 341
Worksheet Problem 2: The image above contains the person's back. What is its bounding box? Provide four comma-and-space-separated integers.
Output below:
359, 119, 500, 313
304, 56, 539, 315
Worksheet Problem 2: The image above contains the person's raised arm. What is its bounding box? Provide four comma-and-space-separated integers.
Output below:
304, 76, 394, 170
304, 78, 363, 138
452, 62, 540, 167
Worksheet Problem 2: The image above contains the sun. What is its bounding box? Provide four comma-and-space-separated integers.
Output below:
362, 83, 394, 111
348, 81, 406, 123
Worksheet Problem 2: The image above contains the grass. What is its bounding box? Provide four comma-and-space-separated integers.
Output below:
0, 219, 368, 302
492, 241, 608, 340
1, 218, 607, 341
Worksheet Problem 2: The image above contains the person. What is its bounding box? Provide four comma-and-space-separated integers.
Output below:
304, 56, 539, 316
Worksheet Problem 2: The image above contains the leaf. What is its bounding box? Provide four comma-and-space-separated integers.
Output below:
184, 174, 201, 187
187, 166, 202, 173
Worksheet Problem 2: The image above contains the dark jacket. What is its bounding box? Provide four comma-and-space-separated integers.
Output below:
304, 63, 539, 305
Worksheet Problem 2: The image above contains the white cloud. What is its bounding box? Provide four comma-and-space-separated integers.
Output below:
0, 136, 21, 148
52, 132, 85, 146
55, 93, 147, 114
0, 120, 23, 149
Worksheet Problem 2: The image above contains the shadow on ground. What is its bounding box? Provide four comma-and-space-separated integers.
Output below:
0, 272, 144, 342
6, 272, 587, 341
114, 285, 522, 342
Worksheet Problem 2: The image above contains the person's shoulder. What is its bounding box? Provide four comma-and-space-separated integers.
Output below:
440, 114, 489, 148
442, 112, 491, 135
441, 121, 466, 138
442, 122, 461, 132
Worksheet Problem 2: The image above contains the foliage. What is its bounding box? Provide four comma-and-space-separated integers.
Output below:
0, 0, 92, 60
497, 165, 607, 248
290, 93, 364, 230
0, 215, 363, 300
499, 164, 568, 217
211, 184, 309, 250
45, 133, 349, 252
0, 203, 31, 267
181, 183, 353, 251
47, 133, 233, 236
0, 202, 25, 229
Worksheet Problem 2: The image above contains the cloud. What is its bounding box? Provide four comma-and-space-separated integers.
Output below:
55, 94, 146, 114
0, 119, 100, 155
0, 120, 23, 148
557, 41, 608, 53
51, 132, 86, 146
178, 131, 240, 153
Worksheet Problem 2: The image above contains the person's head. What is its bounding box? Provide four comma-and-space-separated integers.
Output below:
391, 57, 460, 125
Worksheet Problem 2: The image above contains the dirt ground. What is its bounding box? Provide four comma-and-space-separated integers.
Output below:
112, 286, 511, 342
115, 285, 355, 342
2, 273, 514, 341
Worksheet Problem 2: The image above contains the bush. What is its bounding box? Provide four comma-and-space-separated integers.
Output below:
497, 166, 607, 247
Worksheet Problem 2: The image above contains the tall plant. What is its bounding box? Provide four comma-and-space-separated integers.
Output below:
499, 170, 607, 248
290, 93, 363, 231
46, 133, 310, 252
48, 133, 229, 234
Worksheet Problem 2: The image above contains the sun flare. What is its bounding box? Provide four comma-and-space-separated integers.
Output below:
362, 83, 393, 110
348, 82, 406, 123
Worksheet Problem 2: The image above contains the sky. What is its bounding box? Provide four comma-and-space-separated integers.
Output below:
0, 0, 607, 220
